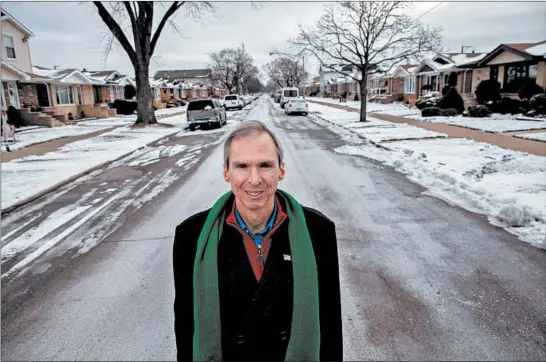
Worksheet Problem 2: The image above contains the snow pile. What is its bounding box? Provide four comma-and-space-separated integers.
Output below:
1, 126, 180, 210
308, 109, 545, 248
514, 132, 546, 142
335, 138, 546, 248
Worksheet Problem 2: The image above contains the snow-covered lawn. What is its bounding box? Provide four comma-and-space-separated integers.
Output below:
514, 132, 546, 142
308, 102, 394, 127
351, 124, 448, 143
1, 126, 180, 210
156, 105, 187, 117
308, 105, 546, 249
306, 97, 420, 116
1, 124, 113, 152
405, 113, 546, 133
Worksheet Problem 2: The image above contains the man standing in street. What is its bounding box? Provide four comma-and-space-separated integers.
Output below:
173, 120, 343, 361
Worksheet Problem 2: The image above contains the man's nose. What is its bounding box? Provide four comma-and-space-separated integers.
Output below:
248, 166, 261, 184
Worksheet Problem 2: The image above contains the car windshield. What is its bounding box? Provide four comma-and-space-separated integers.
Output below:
225, 95, 238, 100
284, 90, 298, 97
188, 100, 215, 111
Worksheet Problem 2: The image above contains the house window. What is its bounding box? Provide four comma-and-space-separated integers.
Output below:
504, 63, 533, 93
56, 85, 73, 105
465, 71, 473, 93
443, 73, 450, 86
426, 75, 439, 92
76, 86, 83, 105
116, 86, 125, 99
404, 76, 415, 93
3, 34, 16, 59
490, 66, 499, 81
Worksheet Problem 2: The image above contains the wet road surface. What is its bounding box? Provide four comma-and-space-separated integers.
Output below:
1, 97, 545, 361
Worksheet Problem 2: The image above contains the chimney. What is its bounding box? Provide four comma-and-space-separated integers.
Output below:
83, 68, 87, 72
54, 65, 59, 70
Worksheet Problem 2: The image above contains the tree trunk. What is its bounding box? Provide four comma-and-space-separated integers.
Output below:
359, 74, 368, 122
135, 60, 157, 125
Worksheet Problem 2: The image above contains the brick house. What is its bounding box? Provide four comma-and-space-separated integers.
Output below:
466, 41, 546, 98
1, 8, 35, 111
154, 68, 213, 86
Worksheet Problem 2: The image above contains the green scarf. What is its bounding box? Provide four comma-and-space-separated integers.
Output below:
192, 189, 321, 361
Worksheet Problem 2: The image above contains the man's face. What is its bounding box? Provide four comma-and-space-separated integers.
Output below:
223, 132, 285, 212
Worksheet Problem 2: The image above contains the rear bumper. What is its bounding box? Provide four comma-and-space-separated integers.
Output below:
188, 118, 219, 124
286, 107, 308, 112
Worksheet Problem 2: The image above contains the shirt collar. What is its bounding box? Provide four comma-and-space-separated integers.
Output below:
235, 198, 278, 236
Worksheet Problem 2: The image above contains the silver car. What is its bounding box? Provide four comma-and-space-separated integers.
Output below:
187, 99, 227, 131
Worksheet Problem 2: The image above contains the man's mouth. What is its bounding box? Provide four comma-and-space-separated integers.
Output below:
245, 191, 264, 197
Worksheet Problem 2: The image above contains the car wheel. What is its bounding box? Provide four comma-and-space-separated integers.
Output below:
238, 106, 243, 110
189, 124, 196, 131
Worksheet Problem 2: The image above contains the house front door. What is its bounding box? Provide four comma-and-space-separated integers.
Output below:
7, 82, 20, 109
93, 86, 103, 104
36, 83, 50, 107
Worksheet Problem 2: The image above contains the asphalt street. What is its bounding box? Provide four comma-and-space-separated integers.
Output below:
1, 96, 545, 361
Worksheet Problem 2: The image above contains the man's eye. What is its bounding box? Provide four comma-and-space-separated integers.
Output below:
261, 163, 273, 168
236, 164, 247, 169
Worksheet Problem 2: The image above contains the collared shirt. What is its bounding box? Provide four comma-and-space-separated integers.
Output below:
234, 199, 278, 250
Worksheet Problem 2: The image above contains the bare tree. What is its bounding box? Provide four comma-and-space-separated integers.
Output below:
93, 1, 214, 125
291, 2, 442, 121
210, 48, 238, 93
264, 57, 308, 88
209, 44, 255, 94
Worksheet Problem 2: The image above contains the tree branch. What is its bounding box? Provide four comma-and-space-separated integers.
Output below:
94, 1, 137, 65
150, 1, 185, 56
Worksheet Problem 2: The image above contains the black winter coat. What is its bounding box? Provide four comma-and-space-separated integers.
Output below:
173, 194, 343, 361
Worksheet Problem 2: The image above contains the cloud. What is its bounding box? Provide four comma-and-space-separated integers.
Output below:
2, 1, 545, 80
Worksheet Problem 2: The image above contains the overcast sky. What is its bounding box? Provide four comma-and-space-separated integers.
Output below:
3, 1, 545, 81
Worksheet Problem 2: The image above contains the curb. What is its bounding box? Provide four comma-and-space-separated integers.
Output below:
1, 129, 181, 216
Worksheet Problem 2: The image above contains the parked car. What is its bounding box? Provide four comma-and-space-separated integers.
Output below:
187, 99, 227, 131
280, 87, 299, 109
285, 98, 309, 116
224, 94, 243, 110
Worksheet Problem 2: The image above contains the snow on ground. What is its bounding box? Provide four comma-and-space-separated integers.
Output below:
1, 126, 180, 210
308, 102, 394, 127
1, 124, 113, 151
308, 108, 546, 249
514, 132, 546, 142
309, 102, 446, 142
405, 114, 546, 133
308, 97, 546, 132
156, 105, 187, 117
351, 124, 448, 143
307, 96, 420, 116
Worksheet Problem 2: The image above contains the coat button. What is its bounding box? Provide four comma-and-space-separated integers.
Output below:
280, 330, 288, 340
237, 334, 245, 344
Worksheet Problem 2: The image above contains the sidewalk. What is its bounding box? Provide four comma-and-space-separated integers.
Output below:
307, 99, 546, 157
1, 109, 186, 163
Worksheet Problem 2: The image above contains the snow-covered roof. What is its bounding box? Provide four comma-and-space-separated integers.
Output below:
526, 42, 546, 57
32, 66, 104, 85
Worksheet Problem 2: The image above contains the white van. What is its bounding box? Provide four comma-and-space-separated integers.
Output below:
280, 87, 299, 109
224, 94, 243, 111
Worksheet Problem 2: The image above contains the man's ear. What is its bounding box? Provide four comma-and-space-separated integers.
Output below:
278, 161, 285, 181
223, 164, 230, 183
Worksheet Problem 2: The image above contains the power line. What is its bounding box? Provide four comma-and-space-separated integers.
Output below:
415, 2, 444, 21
